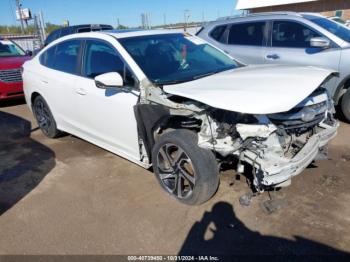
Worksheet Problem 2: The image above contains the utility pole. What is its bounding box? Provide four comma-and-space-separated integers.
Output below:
184, 9, 190, 32
148, 13, 151, 29
15, 0, 25, 34
39, 11, 46, 40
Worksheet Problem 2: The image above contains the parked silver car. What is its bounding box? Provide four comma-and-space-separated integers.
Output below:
197, 12, 350, 122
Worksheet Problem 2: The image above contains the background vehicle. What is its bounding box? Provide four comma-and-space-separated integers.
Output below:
328, 16, 350, 27
44, 24, 113, 46
23, 31, 338, 205
0, 38, 31, 100
197, 12, 350, 122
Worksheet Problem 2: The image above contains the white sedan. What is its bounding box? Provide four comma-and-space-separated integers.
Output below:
23, 30, 338, 205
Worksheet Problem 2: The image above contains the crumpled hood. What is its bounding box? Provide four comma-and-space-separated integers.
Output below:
163, 65, 336, 114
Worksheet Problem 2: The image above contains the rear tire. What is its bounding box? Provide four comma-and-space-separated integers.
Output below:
33, 95, 61, 138
152, 129, 219, 205
341, 88, 350, 123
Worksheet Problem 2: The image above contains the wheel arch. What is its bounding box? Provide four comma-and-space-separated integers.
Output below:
334, 75, 350, 104
30, 92, 42, 108
133, 104, 202, 163
30, 92, 60, 127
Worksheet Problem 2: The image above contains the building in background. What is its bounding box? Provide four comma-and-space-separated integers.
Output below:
236, 0, 350, 20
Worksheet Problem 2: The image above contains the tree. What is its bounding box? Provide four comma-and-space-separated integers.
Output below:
116, 24, 129, 29
45, 23, 62, 34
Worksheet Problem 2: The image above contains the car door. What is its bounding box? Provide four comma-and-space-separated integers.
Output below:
263, 20, 341, 70
74, 39, 140, 160
38, 39, 83, 131
218, 21, 268, 64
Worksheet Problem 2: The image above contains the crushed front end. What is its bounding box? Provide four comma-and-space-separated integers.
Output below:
197, 87, 338, 190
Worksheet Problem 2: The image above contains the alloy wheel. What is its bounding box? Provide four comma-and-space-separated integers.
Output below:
34, 99, 52, 135
156, 143, 196, 199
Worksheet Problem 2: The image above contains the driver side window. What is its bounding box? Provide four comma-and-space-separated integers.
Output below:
83, 39, 136, 87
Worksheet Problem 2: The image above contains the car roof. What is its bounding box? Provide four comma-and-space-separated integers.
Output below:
44, 29, 187, 47
102, 29, 184, 39
61, 24, 113, 30
205, 11, 323, 27
48, 24, 113, 34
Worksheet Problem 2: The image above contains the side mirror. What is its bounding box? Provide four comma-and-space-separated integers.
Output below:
25, 50, 33, 56
95, 72, 124, 89
310, 37, 331, 49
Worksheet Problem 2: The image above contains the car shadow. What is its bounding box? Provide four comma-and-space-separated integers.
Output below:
0, 97, 26, 108
179, 202, 350, 257
0, 111, 55, 215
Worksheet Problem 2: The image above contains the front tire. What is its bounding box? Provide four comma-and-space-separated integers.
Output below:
33, 95, 61, 138
341, 88, 350, 123
152, 129, 219, 205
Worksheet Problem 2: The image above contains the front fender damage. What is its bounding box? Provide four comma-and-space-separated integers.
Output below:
137, 77, 339, 191
196, 108, 338, 189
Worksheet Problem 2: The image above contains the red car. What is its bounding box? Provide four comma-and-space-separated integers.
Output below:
0, 39, 31, 100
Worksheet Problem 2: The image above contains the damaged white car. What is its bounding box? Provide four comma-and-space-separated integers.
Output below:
23, 30, 339, 205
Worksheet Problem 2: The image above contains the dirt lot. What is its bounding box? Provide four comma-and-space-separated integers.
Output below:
0, 99, 350, 256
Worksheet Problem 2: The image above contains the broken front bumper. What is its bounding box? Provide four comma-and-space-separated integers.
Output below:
242, 121, 339, 187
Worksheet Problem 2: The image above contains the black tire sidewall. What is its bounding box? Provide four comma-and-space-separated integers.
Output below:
152, 129, 219, 205
33, 96, 60, 138
341, 89, 350, 123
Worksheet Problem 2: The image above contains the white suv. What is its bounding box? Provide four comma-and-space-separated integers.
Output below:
23, 30, 338, 205
197, 12, 350, 122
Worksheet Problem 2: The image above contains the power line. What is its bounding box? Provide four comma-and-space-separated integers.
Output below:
183, 9, 190, 31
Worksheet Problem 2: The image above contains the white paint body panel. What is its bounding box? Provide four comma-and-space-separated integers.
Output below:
164, 65, 335, 114
23, 32, 146, 168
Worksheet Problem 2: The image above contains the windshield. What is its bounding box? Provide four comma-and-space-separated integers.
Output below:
305, 16, 350, 43
119, 33, 238, 85
0, 40, 25, 57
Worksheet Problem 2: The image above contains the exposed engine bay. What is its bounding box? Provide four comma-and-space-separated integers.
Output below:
196, 87, 338, 190
135, 78, 339, 192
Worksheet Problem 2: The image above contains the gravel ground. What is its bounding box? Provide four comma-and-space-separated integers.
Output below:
0, 99, 349, 256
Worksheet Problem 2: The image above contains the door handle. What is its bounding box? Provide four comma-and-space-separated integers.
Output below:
41, 80, 48, 84
76, 88, 87, 95
266, 54, 280, 60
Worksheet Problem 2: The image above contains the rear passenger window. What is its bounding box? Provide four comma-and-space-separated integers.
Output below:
228, 22, 266, 46
53, 40, 81, 74
210, 25, 227, 43
39, 45, 56, 68
40, 40, 81, 74
272, 21, 321, 48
